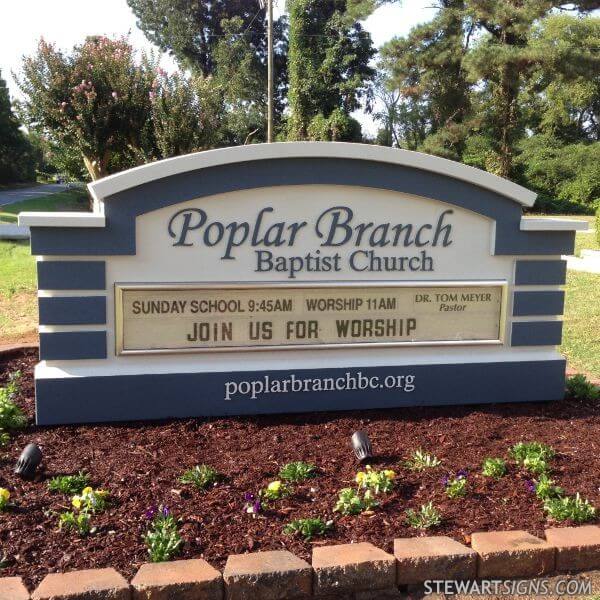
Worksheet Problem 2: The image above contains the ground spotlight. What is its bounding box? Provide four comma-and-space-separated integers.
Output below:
351, 431, 373, 462
14, 443, 42, 479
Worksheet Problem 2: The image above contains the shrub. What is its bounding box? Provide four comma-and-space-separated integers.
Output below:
355, 466, 396, 494
279, 461, 317, 483
58, 511, 92, 536
334, 488, 377, 515
283, 517, 332, 540
405, 449, 441, 471
566, 374, 600, 401
48, 472, 91, 495
596, 204, 600, 246
179, 465, 220, 490
544, 494, 596, 523
405, 502, 442, 529
0, 488, 9, 511
534, 474, 564, 500
0, 371, 27, 430
144, 506, 182, 562
482, 458, 507, 479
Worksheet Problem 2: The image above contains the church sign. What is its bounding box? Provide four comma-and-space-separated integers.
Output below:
20, 143, 586, 424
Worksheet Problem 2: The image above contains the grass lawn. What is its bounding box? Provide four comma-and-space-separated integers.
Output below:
0, 240, 37, 344
560, 270, 600, 379
0, 188, 90, 224
574, 231, 600, 257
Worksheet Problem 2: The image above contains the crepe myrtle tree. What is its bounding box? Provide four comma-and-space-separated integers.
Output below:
17, 36, 157, 180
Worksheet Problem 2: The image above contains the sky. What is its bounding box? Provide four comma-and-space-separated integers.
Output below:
0, 0, 439, 135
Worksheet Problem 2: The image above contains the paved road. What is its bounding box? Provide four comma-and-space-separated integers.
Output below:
0, 183, 70, 207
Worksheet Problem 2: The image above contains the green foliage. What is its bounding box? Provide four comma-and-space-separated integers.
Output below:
444, 476, 468, 499
279, 461, 317, 483
482, 458, 507, 479
0, 371, 27, 430
48, 472, 91, 495
355, 466, 396, 495
17, 37, 157, 180
0, 70, 37, 183
144, 508, 182, 562
283, 517, 332, 540
0, 431, 9, 448
544, 493, 596, 523
287, 0, 374, 141
510, 442, 555, 472
566, 374, 600, 401
596, 206, 600, 245
334, 487, 377, 515
534, 474, 564, 500
260, 480, 291, 501
405, 449, 442, 471
179, 465, 220, 490
59, 511, 92, 536
405, 502, 442, 530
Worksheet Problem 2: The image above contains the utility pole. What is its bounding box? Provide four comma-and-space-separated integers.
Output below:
267, 0, 274, 142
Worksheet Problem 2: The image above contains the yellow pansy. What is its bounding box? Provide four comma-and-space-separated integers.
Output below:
355, 471, 367, 485
384, 470, 396, 480
72, 496, 82, 509
82, 487, 93, 496
0, 488, 10, 502
267, 480, 281, 493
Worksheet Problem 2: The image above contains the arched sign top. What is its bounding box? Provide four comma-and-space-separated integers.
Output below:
88, 142, 537, 207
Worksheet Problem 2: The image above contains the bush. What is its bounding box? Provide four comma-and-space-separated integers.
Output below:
0, 371, 27, 430
566, 374, 600, 401
596, 204, 600, 246
144, 506, 182, 562
333, 487, 377, 515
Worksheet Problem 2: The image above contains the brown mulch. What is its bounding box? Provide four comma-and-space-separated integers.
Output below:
1, 349, 599, 589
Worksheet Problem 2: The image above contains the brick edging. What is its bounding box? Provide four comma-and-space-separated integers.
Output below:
3, 525, 600, 599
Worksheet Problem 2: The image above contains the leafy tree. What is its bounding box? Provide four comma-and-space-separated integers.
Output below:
380, 0, 472, 159
286, 0, 376, 141
17, 37, 157, 180
150, 71, 223, 157
0, 69, 37, 183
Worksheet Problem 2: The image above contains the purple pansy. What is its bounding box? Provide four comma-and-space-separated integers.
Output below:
161, 506, 170, 517
456, 469, 468, 479
525, 480, 536, 493
144, 506, 157, 520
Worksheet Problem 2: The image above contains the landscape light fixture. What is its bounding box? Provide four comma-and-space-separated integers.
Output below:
14, 443, 42, 479
351, 431, 373, 462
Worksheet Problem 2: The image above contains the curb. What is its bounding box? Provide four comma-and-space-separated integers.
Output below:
0, 343, 38, 358
3, 526, 600, 599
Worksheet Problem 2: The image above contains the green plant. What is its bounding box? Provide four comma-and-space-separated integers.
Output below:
482, 458, 507, 479
544, 493, 596, 523
444, 474, 468, 499
48, 472, 91, 495
510, 442, 555, 474
0, 371, 27, 430
58, 511, 92, 536
333, 487, 377, 515
566, 374, 600, 401
144, 506, 183, 562
71, 487, 108, 514
355, 466, 396, 494
405, 502, 442, 529
0, 430, 9, 447
596, 204, 600, 246
179, 465, 220, 490
405, 449, 442, 471
283, 517, 332, 540
0, 488, 10, 511
534, 474, 564, 500
279, 461, 317, 483
260, 480, 291, 501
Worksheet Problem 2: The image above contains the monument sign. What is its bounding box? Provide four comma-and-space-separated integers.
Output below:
19, 143, 587, 424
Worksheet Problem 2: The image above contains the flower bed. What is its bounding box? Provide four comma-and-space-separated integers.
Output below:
1, 348, 599, 589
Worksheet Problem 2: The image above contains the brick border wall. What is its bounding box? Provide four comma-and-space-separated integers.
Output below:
2, 526, 600, 599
